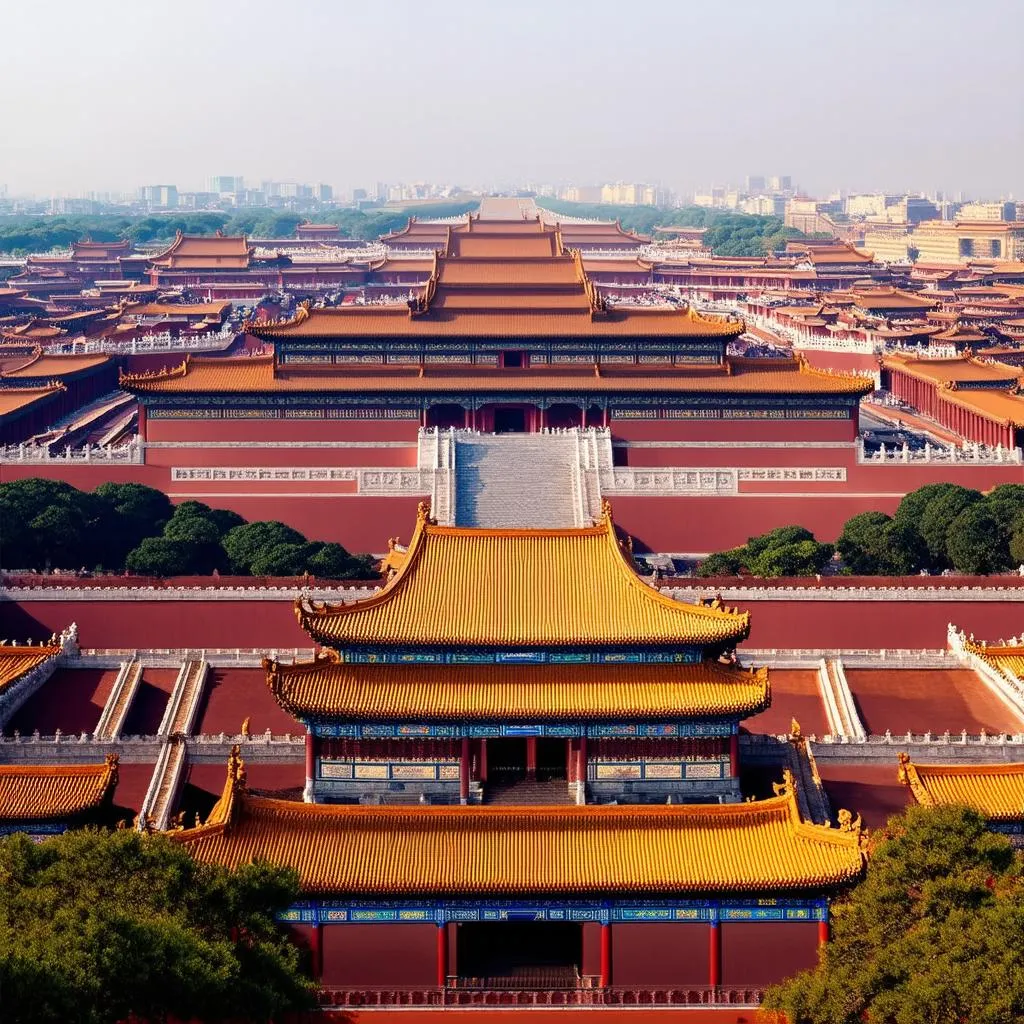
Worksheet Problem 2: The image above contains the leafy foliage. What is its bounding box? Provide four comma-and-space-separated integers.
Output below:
764, 804, 1024, 1024
0, 478, 378, 579
0, 828, 315, 1024
697, 525, 832, 577
701, 481, 1024, 578
536, 199, 810, 256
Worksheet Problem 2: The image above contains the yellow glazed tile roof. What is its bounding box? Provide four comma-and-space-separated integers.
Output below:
264, 653, 770, 721
0, 756, 118, 822
961, 638, 1024, 684
898, 753, 1024, 822
175, 753, 864, 895
296, 505, 751, 649
0, 644, 61, 693
121, 355, 873, 398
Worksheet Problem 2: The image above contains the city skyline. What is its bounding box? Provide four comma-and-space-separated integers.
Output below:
1, 0, 1021, 199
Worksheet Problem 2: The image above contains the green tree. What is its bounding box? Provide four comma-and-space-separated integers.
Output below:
124, 537, 197, 576
918, 486, 983, 566
307, 542, 377, 579
0, 828, 314, 1024
764, 805, 1024, 1024
837, 512, 928, 575
695, 549, 745, 577
222, 521, 307, 574
945, 504, 1012, 574
0, 478, 106, 570
249, 542, 319, 577
93, 482, 173, 568
744, 525, 815, 563
893, 482, 962, 526
749, 539, 834, 577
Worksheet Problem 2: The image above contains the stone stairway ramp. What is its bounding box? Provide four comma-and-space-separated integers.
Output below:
484, 778, 573, 805
452, 432, 585, 529
816, 657, 867, 741
139, 739, 188, 832
94, 658, 142, 740
157, 660, 209, 738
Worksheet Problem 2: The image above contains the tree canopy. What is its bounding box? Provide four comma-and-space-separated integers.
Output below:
536, 199, 812, 256
696, 525, 833, 578
764, 804, 1024, 1024
700, 481, 1024, 578
0, 828, 315, 1024
0, 478, 378, 579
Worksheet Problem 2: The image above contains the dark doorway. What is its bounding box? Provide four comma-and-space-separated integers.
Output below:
494, 407, 527, 433
501, 351, 524, 368
456, 922, 583, 988
537, 737, 568, 781
487, 738, 527, 780
427, 403, 467, 429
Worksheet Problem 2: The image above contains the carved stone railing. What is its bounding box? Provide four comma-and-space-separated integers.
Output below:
70, 329, 235, 355
0, 440, 143, 463
856, 438, 1021, 465
93, 659, 142, 740
606, 468, 738, 496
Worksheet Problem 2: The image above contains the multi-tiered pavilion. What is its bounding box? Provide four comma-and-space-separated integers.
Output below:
122, 213, 872, 441
173, 502, 865, 998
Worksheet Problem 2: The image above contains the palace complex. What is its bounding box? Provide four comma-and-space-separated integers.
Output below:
4, 198, 1024, 554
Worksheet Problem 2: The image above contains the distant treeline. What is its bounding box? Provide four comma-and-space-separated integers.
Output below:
698, 483, 1024, 578
0, 478, 379, 579
0, 201, 480, 255
539, 198, 827, 257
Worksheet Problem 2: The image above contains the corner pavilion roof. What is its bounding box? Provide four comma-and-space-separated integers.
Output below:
296, 504, 751, 650
0, 756, 118, 823
898, 753, 1024, 822
174, 752, 864, 895
0, 642, 62, 693
264, 652, 770, 722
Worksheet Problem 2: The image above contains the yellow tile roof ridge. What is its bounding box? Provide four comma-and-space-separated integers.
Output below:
295, 502, 751, 647
0, 753, 119, 821
171, 756, 865, 892
262, 653, 772, 720
898, 752, 1024, 821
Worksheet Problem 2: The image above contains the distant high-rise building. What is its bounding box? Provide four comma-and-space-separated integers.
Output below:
315, 183, 333, 203
956, 201, 1017, 222
139, 185, 178, 209
208, 175, 244, 194
745, 175, 766, 193
768, 175, 792, 193
561, 184, 602, 203
600, 182, 661, 206
352, 188, 368, 203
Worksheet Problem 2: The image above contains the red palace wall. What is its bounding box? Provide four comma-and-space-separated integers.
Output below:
794, 350, 880, 377
8, 591, 1021, 657
612, 923, 709, 988
143, 445, 418, 468
720, 922, 818, 987
609, 418, 858, 443
145, 418, 420, 443
321, 923, 437, 989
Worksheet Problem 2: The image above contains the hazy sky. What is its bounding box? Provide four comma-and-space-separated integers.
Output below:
2, 0, 1020, 199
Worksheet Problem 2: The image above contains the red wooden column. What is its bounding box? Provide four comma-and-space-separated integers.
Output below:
599, 922, 612, 987
566, 739, 576, 784
525, 737, 538, 779
576, 736, 588, 803
728, 733, 739, 777
437, 922, 448, 987
708, 919, 721, 989
479, 738, 488, 783
304, 731, 316, 803
309, 922, 323, 980
459, 737, 470, 804
818, 918, 830, 946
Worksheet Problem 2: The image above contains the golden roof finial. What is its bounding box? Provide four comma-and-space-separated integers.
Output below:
240, 717, 250, 737
227, 743, 247, 791
789, 718, 803, 744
